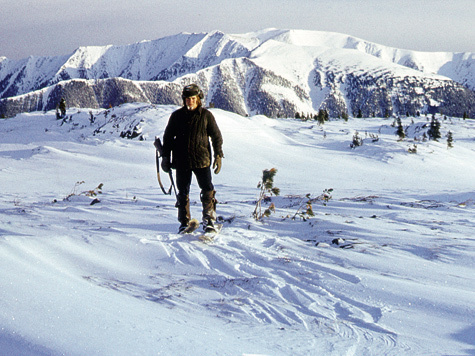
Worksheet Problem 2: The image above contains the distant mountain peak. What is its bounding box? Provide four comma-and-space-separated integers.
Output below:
1, 29, 474, 118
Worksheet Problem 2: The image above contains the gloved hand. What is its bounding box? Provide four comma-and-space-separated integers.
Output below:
213, 155, 222, 174
153, 136, 161, 151
161, 157, 171, 173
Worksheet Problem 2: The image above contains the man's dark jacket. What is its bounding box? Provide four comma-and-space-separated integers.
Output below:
162, 106, 223, 170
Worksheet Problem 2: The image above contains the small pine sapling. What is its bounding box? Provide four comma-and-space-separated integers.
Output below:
396, 118, 405, 140
64, 181, 104, 201
369, 133, 379, 142
292, 189, 333, 221
408, 144, 418, 154
447, 131, 454, 149
89, 110, 96, 124
350, 131, 363, 148
253, 168, 280, 220
292, 193, 316, 220
320, 188, 333, 206
84, 183, 104, 197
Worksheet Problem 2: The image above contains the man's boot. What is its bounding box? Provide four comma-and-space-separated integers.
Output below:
201, 190, 217, 232
176, 193, 191, 233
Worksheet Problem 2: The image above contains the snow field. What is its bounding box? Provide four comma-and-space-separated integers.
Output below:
1, 103, 474, 355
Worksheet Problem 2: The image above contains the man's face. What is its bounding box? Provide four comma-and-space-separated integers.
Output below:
185, 95, 199, 111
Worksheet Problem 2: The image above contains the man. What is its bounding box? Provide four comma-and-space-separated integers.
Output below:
159, 84, 223, 233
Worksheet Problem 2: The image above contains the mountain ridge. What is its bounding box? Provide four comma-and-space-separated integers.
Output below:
1, 29, 474, 118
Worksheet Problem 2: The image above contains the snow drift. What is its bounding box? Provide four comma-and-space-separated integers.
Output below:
1, 103, 475, 355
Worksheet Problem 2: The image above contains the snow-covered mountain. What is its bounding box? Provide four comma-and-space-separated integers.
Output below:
1, 29, 474, 118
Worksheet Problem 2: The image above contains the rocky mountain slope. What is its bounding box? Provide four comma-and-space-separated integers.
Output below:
1, 29, 474, 118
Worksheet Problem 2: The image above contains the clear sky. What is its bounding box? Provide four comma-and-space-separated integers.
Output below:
1, 0, 474, 60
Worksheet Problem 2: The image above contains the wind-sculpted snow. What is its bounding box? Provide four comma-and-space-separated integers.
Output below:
1, 29, 474, 119
1, 103, 475, 355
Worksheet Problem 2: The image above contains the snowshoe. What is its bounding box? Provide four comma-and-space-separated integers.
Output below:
179, 218, 200, 234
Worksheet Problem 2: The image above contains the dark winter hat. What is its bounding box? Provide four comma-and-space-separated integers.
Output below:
182, 84, 203, 99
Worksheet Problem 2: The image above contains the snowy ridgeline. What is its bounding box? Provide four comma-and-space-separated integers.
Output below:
1, 103, 475, 356
1, 29, 474, 119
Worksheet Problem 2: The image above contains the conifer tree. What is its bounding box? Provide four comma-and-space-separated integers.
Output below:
317, 109, 327, 124
447, 131, 454, 148
396, 118, 405, 140
59, 98, 66, 118
428, 116, 441, 141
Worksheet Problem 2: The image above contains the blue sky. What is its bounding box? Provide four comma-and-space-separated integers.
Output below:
1, 0, 474, 59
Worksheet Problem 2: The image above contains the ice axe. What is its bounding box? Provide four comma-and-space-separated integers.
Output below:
154, 136, 177, 197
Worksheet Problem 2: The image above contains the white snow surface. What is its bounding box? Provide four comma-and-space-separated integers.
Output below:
1, 103, 475, 356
